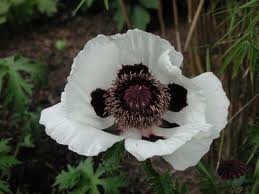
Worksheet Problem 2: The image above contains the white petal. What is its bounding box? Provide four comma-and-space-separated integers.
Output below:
163, 75, 207, 125
63, 35, 121, 128
121, 128, 142, 139
156, 49, 182, 84
163, 137, 213, 170
110, 29, 183, 81
161, 73, 229, 170
40, 103, 123, 156
124, 123, 211, 161
191, 72, 230, 138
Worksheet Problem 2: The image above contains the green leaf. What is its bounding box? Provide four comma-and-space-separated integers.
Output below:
246, 123, 259, 147
0, 180, 11, 194
0, 67, 8, 94
54, 165, 81, 191
102, 141, 126, 172
55, 39, 67, 51
36, 0, 57, 16
0, 139, 11, 154
131, 5, 151, 30
250, 157, 259, 194
73, 0, 95, 16
54, 158, 127, 194
240, 0, 258, 9
102, 176, 128, 194
141, 159, 188, 194
0, 16, 7, 25
0, 55, 46, 112
104, 0, 109, 10
113, 8, 125, 30
196, 162, 222, 194
19, 134, 35, 148
139, 0, 157, 9
0, 156, 20, 170
206, 48, 211, 72
0, 1, 10, 15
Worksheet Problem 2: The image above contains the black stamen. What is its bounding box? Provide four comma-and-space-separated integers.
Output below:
168, 83, 188, 112
90, 88, 109, 118
118, 64, 150, 78
142, 134, 165, 142
159, 119, 179, 128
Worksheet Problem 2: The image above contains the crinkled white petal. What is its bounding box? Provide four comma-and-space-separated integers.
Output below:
192, 72, 230, 138
161, 72, 229, 170
163, 75, 207, 125
163, 137, 213, 170
125, 123, 211, 161
110, 29, 183, 83
63, 35, 120, 128
40, 103, 123, 156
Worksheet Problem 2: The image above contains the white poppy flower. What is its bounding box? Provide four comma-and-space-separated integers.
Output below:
40, 29, 230, 170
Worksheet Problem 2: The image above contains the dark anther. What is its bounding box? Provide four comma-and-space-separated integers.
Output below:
142, 134, 165, 142
118, 64, 150, 78
159, 119, 179, 128
90, 88, 109, 118
168, 83, 188, 112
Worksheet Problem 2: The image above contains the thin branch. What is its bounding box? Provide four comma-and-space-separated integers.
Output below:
157, 0, 165, 37
227, 92, 259, 124
172, 0, 181, 51
187, 0, 192, 23
118, 0, 131, 29
216, 92, 259, 169
184, 0, 204, 51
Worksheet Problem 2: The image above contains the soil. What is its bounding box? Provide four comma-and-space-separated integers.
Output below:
0, 12, 200, 194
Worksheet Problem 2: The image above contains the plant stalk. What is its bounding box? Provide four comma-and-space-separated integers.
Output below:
157, 0, 166, 37
118, 0, 131, 29
172, 0, 181, 51
184, 0, 204, 51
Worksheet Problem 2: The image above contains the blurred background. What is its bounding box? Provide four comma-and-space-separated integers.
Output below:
0, 0, 258, 193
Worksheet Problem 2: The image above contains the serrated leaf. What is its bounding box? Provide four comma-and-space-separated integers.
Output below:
19, 134, 34, 148
54, 158, 127, 194
0, 156, 20, 170
141, 159, 188, 194
131, 5, 150, 30
246, 123, 259, 146
196, 162, 222, 194
102, 176, 128, 194
54, 165, 81, 191
0, 16, 7, 25
102, 141, 126, 172
139, 0, 157, 9
0, 1, 10, 15
0, 55, 46, 112
0, 180, 11, 194
0, 139, 11, 154
36, 0, 57, 16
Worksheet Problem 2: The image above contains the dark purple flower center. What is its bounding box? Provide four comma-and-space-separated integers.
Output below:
123, 85, 151, 111
90, 64, 188, 141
